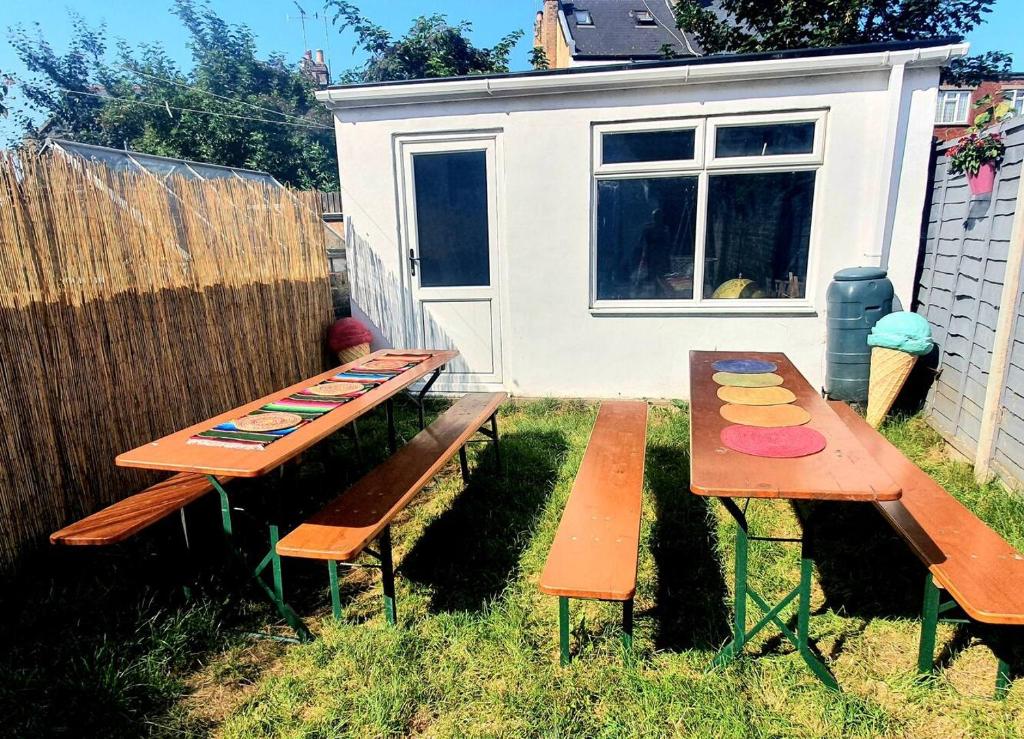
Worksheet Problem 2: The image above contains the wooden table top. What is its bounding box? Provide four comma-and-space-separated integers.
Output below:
116, 349, 458, 478
689, 351, 901, 502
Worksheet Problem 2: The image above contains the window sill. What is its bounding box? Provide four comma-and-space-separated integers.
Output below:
589, 302, 818, 317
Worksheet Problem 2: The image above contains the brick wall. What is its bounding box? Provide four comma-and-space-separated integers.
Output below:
935, 78, 1024, 141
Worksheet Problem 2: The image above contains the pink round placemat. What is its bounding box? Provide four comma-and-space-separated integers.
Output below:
720, 424, 827, 458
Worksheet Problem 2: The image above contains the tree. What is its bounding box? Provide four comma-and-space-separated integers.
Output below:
675, 0, 998, 54
327, 2, 523, 83
7, 1, 337, 189
0, 72, 11, 118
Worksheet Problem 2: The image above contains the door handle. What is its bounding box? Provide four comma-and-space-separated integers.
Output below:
408, 249, 420, 276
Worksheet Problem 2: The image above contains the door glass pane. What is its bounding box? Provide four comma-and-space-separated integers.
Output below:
413, 150, 490, 287
703, 171, 814, 299
602, 129, 696, 164
596, 176, 698, 300
715, 122, 815, 157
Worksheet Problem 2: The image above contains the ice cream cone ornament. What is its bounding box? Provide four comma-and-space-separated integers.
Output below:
865, 311, 934, 428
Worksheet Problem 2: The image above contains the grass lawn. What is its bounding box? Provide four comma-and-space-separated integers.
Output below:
3, 397, 1024, 737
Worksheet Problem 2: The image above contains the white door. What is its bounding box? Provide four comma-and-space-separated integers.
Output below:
398, 135, 503, 387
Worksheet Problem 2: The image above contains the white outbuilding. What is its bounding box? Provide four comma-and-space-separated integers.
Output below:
318, 39, 967, 397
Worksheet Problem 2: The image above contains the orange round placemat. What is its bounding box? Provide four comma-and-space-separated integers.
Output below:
307, 381, 364, 397
712, 371, 784, 388
716, 385, 797, 406
234, 411, 303, 432
720, 403, 811, 427
360, 359, 409, 371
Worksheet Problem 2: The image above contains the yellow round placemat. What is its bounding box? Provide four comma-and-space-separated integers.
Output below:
360, 358, 409, 371
720, 403, 811, 427
307, 381, 364, 397
712, 371, 784, 388
234, 411, 303, 432
716, 385, 797, 406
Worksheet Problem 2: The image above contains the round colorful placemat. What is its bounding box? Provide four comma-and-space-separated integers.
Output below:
720, 424, 827, 458
720, 403, 812, 427
234, 411, 303, 433
716, 385, 797, 406
307, 381, 365, 397
712, 371, 784, 388
711, 359, 778, 374
360, 358, 410, 371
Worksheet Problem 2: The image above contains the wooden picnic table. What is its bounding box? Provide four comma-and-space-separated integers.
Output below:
688, 350, 901, 689
118, 349, 458, 478
115, 347, 457, 641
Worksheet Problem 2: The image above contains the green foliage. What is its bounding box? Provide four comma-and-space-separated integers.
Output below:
948, 93, 1014, 175
529, 46, 550, 71
674, 0, 998, 54
0, 71, 12, 118
943, 50, 1014, 86
327, 2, 523, 83
7, 1, 337, 189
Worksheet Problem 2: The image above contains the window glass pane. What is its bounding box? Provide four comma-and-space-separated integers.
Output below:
412, 150, 490, 287
703, 171, 815, 300
602, 129, 696, 164
715, 122, 815, 157
596, 176, 698, 300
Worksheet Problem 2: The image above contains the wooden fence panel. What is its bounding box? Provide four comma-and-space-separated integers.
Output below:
0, 153, 333, 568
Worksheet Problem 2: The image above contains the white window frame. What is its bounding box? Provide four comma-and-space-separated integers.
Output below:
936, 90, 971, 125
590, 110, 827, 316
1005, 89, 1024, 117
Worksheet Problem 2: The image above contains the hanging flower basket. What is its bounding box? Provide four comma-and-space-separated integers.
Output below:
948, 132, 1004, 196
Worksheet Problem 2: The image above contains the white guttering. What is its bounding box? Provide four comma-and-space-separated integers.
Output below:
317, 44, 968, 110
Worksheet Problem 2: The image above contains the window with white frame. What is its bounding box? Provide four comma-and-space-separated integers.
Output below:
935, 90, 971, 124
592, 111, 825, 308
1006, 89, 1024, 117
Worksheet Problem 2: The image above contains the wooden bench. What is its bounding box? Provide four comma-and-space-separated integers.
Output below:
50, 472, 223, 546
276, 392, 506, 624
538, 400, 648, 664
831, 401, 1024, 696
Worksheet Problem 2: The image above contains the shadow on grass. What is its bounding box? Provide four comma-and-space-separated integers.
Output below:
803, 501, 925, 621
401, 429, 567, 613
647, 444, 731, 651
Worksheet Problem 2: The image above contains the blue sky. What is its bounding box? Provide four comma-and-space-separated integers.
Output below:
2, 0, 1022, 140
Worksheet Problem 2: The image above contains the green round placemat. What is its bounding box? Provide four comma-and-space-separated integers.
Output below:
716, 385, 797, 406
720, 403, 811, 427
712, 371, 784, 388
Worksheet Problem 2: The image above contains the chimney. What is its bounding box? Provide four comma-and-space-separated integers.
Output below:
541, 0, 560, 67
315, 49, 325, 65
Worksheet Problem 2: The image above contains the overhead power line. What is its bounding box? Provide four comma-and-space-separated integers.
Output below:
58, 88, 333, 131
122, 65, 323, 127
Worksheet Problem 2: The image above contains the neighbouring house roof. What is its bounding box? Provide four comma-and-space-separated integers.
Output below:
562, 0, 701, 60
317, 38, 968, 110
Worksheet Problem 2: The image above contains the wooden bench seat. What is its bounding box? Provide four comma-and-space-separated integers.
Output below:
831, 401, 1024, 694
539, 400, 648, 664
50, 472, 221, 546
277, 392, 506, 623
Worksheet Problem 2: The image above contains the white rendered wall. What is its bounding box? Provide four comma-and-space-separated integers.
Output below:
333, 67, 939, 399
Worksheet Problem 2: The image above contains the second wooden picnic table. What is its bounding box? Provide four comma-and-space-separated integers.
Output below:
689, 350, 901, 689
117, 348, 457, 640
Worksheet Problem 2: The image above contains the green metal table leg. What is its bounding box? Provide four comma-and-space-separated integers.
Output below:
380, 526, 397, 625
918, 572, 940, 675
491, 414, 501, 470
328, 560, 342, 621
559, 597, 571, 666
206, 475, 312, 643
796, 540, 839, 690
385, 399, 397, 454
459, 446, 470, 482
622, 598, 634, 653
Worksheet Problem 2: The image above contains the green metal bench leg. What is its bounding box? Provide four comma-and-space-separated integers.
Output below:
559, 597, 571, 666
328, 560, 343, 620
380, 525, 397, 625
622, 598, 634, 652
996, 657, 1012, 698
459, 446, 470, 482
491, 414, 501, 470
918, 572, 940, 674
385, 399, 397, 454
